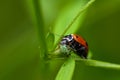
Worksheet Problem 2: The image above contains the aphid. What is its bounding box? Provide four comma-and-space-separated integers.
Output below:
60, 34, 88, 59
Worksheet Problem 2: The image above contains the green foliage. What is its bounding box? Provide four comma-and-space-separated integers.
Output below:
55, 57, 75, 80
1, 0, 120, 80
53, 0, 95, 47
33, 0, 48, 59
46, 32, 55, 51
32, 0, 120, 80
84, 59, 120, 70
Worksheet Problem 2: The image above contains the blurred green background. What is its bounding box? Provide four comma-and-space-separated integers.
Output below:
0, 0, 120, 80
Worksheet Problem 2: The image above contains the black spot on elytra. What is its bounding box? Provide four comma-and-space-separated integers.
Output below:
76, 36, 78, 38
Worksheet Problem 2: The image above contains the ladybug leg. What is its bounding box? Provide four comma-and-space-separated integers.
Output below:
80, 55, 87, 59
80, 47, 87, 59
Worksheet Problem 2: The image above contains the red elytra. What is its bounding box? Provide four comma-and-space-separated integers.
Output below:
72, 34, 88, 51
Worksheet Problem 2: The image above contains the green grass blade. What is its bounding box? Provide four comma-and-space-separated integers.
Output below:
54, 0, 95, 49
33, 0, 48, 59
74, 51, 120, 70
60, 0, 95, 36
83, 59, 120, 70
55, 57, 75, 80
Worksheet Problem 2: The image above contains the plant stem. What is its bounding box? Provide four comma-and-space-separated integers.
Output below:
33, 0, 48, 59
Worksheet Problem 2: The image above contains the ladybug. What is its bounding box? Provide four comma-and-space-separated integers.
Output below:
60, 34, 88, 59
